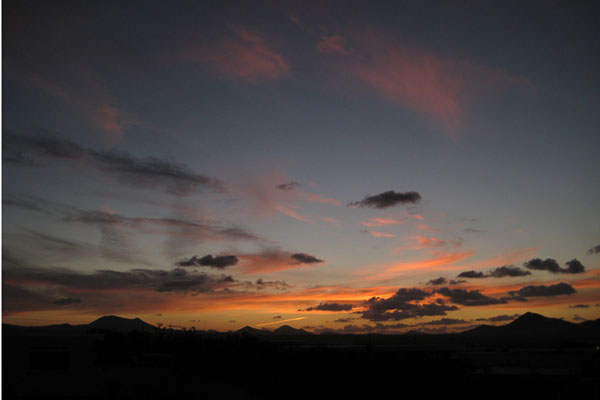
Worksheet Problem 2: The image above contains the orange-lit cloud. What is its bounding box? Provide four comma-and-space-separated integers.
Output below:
358, 250, 476, 282
386, 251, 476, 274
183, 27, 289, 83
256, 317, 306, 327
236, 249, 324, 274
415, 236, 447, 248
451, 247, 539, 272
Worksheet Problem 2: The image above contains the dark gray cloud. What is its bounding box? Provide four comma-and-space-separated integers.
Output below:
329, 324, 377, 334
365, 288, 431, 313
88, 149, 224, 195
176, 256, 200, 267
176, 254, 239, 269
587, 245, 600, 255
488, 265, 531, 277
436, 287, 507, 306
3, 151, 40, 166
72, 211, 258, 243
569, 304, 589, 309
4, 194, 258, 243
362, 302, 458, 322
2, 193, 56, 213
290, 252, 323, 264
463, 227, 481, 233
253, 278, 292, 290
420, 318, 468, 326
3, 130, 223, 195
427, 277, 448, 285
4, 130, 85, 160
7, 229, 100, 263
273, 315, 282, 319
361, 289, 458, 321
426, 277, 465, 286
349, 190, 421, 209
333, 317, 356, 323
314, 322, 410, 334
459, 265, 531, 279
53, 297, 82, 306
305, 303, 353, 312
3, 259, 236, 294
475, 314, 520, 323
2, 283, 60, 313
523, 258, 561, 273
564, 259, 585, 274
510, 282, 576, 297
276, 181, 300, 191
523, 258, 585, 274
457, 270, 485, 278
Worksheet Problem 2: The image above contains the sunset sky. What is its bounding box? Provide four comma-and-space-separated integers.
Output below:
3, 0, 600, 333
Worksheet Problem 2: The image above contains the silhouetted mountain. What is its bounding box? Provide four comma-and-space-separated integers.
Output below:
461, 312, 600, 345
2, 322, 88, 335
273, 325, 312, 335
579, 318, 600, 329
236, 325, 273, 335
88, 315, 157, 333
404, 330, 428, 335
505, 312, 574, 330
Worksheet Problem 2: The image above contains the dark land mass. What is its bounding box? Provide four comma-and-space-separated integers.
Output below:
3, 313, 600, 399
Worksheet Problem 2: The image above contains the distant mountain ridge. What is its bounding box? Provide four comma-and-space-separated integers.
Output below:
236, 324, 313, 336
3, 312, 599, 343
460, 312, 600, 344
3, 315, 157, 335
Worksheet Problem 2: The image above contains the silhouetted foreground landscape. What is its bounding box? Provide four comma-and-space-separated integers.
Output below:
3, 313, 600, 399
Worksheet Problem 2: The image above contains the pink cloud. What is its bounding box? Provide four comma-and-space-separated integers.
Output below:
241, 170, 340, 222
321, 30, 534, 136
416, 223, 441, 233
316, 34, 350, 55
21, 73, 141, 142
183, 27, 289, 83
361, 217, 405, 227
320, 216, 341, 226
368, 231, 395, 238
299, 192, 342, 206
92, 104, 125, 141
275, 205, 312, 222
